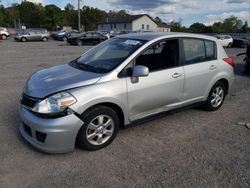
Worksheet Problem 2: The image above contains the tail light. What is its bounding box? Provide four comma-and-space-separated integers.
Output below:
223, 57, 235, 68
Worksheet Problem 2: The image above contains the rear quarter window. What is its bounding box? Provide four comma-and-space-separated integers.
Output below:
205, 40, 216, 60
183, 38, 216, 65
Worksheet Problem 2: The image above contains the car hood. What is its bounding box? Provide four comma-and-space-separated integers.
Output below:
24, 63, 102, 98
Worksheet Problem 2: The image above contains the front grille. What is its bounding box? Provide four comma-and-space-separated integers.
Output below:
36, 131, 47, 143
21, 94, 40, 109
23, 123, 32, 137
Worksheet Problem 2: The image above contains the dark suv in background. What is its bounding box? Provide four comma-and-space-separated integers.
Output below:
67, 31, 108, 46
15, 28, 50, 42
52, 29, 80, 41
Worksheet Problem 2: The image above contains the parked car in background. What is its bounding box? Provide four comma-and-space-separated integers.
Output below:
215, 35, 233, 48
0, 27, 10, 40
15, 28, 49, 42
55, 30, 79, 41
99, 31, 110, 39
19, 32, 234, 153
233, 37, 250, 48
109, 30, 133, 38
237, 44, 250, 73
67, 32, 86, 46
67, 31, 108, 46
50, 29, 65, 39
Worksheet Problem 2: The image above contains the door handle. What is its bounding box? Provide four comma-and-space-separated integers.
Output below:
172, 73, 182, 78
210, 65, 217, 70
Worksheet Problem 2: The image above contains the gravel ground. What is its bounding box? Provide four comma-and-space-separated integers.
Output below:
0, 38, 250, 188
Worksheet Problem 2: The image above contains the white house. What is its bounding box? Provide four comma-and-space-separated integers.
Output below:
97, 14, 171, 32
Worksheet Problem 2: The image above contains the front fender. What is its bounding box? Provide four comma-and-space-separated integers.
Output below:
68, 79, 129, 125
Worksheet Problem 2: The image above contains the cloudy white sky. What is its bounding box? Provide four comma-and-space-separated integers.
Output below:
3, 0, 250, 26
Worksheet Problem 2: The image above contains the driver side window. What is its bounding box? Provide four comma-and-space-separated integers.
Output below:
135, 39, 179, 72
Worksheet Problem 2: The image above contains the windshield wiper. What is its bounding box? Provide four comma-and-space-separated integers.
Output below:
76, 63, 100, 73
70, 59, 108, 74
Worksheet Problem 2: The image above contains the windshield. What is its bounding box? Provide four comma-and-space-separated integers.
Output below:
74, 38, 146, 73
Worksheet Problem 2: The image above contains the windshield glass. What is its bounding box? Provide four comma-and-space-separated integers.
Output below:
75, 38, 146, 73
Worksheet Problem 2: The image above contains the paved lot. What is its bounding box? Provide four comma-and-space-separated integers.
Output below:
0, 38, 250, 188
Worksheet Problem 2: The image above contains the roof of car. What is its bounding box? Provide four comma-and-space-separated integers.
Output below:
116, 32, 217, 41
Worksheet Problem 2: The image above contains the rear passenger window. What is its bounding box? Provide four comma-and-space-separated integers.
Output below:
183, 39, 206, 64
183, 38, 216, 65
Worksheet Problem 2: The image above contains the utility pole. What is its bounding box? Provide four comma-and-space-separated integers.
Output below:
78, 0, 81, 31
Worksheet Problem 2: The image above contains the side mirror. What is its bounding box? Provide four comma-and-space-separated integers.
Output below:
131, 65, 149, 83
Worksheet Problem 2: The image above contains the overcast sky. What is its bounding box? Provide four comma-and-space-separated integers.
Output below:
3, 0, 250, 26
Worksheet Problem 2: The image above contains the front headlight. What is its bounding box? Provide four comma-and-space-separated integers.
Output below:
32, 92, 77, 114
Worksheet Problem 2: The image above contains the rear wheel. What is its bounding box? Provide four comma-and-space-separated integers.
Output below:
245, 60, 250, 74
2, 34, 7, 40
77, 106, 119, 151
42, 37, 48, 42
242, 43, 247, 48
77, 40, 83, 46
203, 82, 226, 111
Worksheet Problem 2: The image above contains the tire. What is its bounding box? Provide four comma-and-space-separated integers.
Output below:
245, 62, 250, 74
242, 43, 247, 48
2, 34, 7, 40
77, 40, 83, 46
77, 106, 119, 151
42, 37, 48, 42
21, 37, 27, 42
203, 81, 226, 111
227, 43, 232, 48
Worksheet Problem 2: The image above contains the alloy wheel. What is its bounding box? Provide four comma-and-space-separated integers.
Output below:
86, 115, 114, 146
210, 87, 224, 108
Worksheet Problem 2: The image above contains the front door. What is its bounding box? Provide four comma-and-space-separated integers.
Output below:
126, 39, 184, 121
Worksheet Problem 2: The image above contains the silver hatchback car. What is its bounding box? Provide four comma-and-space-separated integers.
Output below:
19, 32, 234, 153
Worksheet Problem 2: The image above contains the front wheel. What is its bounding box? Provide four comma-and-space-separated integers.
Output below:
203, 82, 226, 111
77, 106, 119, 151
21, 37, 27, 42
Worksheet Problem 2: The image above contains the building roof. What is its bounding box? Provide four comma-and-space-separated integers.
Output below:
98, 14, 156, 24
157, 22, 171, 28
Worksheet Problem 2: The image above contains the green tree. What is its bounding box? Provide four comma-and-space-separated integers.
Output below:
212, 22, 224, 33
170, 21, 187, 32
64, 3, 77, 28
241, 21, 249, 33
44, 4, 63, 30
223, 16, 242, 33
189, 22, 206, 33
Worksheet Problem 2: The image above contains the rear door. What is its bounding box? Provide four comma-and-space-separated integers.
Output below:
182, 38, 218, 104
82, 32, 92, 44
27, 31, 36, 41
35, 31, 42, 41
92, 32, 100, 44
